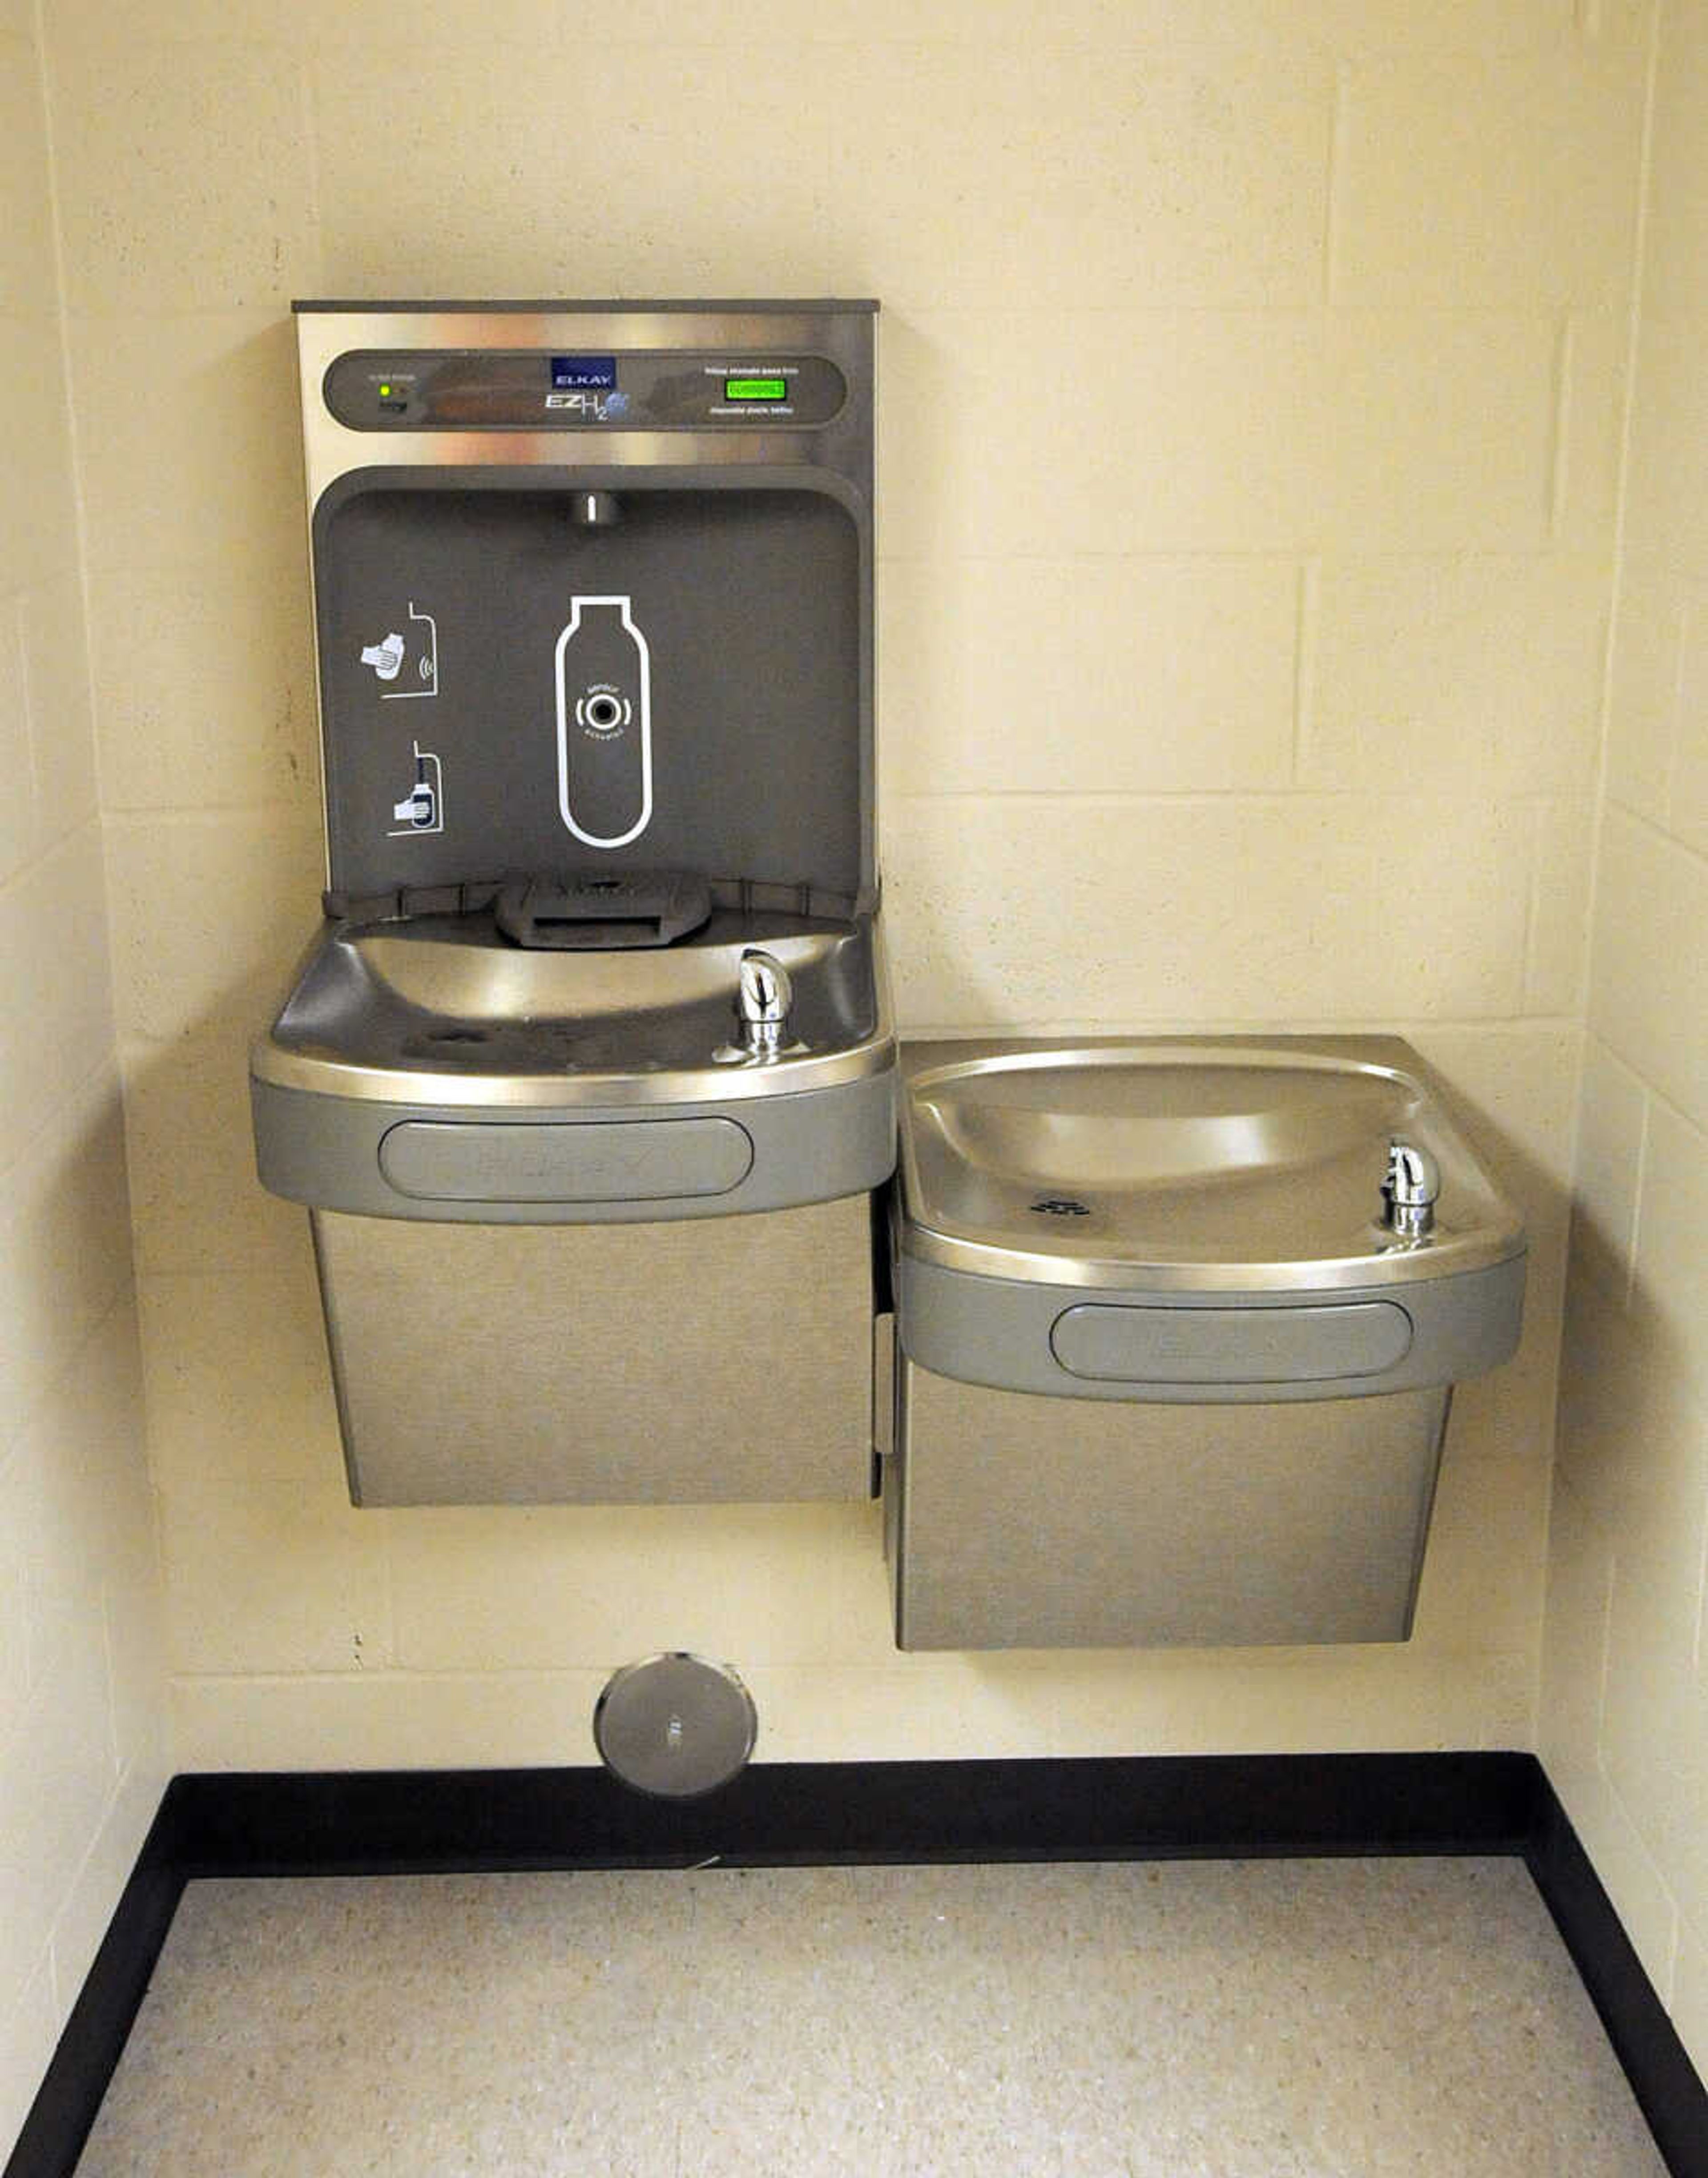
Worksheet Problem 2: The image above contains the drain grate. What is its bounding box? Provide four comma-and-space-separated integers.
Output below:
1030, 1196, 1092, 1217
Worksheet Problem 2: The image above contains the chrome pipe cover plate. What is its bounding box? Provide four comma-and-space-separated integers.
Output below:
594, 1653, 757, 1798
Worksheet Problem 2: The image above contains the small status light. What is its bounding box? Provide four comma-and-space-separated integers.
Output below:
379, 383, 392, 397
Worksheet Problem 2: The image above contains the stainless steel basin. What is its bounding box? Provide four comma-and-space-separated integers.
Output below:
902, 1037, 1523, 1296
884, 1035, 1529, 1651
256, 907, 890, 1108
250, 909, 896, 1225
251, 906, 897, 1505
893, 1035, 1526, 1405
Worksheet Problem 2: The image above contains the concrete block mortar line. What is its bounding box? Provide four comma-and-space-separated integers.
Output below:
30, 0, 111, 906
0, 596, 41, 875
375, 1515, 398, 1677
1623, 1079, 1653, 1312
0, 1047, 127, 1209
101, 803, 321, 834
0, 1944, 52, 2082
1290, 556, 1321, 786
1593, 1552, 1685, 1920
1692, 1515, 1708, 1686
885, 785, 1366, 805
1519, 798, 1565, 1019
1663, 593, 1695, 833
1592, 1736, 1682, 2001
0, 797, 99, 914
1549, 313, 1577, 545
97, 776, 324, 825
1580, 1502, 1619, 1792
896, 1015, 1586, 1042
889, 786, 1540, 810
1563, 0, 1661, 1233
40, 1774, 126, 2022
1322, 59, 1351, 305
294, 50, 324, 292
1613, 797, 1708, 871
95, 1572, 129, 1788
1624, 1765, 1686, 2011
165, 1666, 617, 1687
873, 549, 1339, 567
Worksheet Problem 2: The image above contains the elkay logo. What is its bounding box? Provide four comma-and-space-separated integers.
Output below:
551, 355, 618, 391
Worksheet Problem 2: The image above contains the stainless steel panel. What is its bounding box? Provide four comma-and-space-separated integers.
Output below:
254, 1067, 895, 1225
888, 1358, 1450, 1651
1048, 1300, 1413, 1385
872, 1310, 896, 1462
296, 304, 875, 507
314, 1193, 872, 1504
377, 1116, 753, 1202
292, 302, 877, 905
898, 1237, 1521, 1405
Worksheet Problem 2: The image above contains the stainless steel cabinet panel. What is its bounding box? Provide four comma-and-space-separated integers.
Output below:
315, 1192, 873, 1505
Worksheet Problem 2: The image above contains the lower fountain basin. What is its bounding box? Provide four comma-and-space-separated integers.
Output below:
884, 1035, 1530, 1648
895, 1036, 1526, 1402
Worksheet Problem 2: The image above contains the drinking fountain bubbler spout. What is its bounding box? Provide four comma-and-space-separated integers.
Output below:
1383, 1139, 1440, 1239
734, 949, 793, 1057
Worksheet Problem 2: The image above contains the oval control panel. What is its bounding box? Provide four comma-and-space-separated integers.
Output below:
1049, 1300, 1414, 1386
379, 1117, 754, 1204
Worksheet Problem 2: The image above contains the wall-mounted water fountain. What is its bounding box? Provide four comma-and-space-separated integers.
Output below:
885, 1037, 1527, 1648
252, 302, 894, 1506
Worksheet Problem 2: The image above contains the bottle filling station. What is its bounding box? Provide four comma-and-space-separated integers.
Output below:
252, 301, 895, 1507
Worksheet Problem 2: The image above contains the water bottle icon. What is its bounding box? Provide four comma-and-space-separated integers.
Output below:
554, 596, 653, 849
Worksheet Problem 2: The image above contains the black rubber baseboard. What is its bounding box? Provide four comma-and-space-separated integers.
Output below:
8, 1752, 1705, 2178
4, 1789, 187, 2178
1527, 1773, 1708, 2178
165, 1749, 1540, 1876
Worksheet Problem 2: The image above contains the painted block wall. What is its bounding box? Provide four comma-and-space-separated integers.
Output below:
0, 0, 168, 2149
1541, 0, 1708, 2084
35, 3, 1647, 1774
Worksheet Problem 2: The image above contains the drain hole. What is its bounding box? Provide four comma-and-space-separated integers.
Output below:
1031, 1196, 1091, 1217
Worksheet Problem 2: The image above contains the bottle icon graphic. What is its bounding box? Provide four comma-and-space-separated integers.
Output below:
555, 596, 652, 849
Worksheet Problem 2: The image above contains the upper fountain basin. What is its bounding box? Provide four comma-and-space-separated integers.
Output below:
254, 907, 892, 1109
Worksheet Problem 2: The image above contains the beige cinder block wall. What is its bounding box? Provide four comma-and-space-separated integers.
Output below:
1540, 0, 1708, 2084
39, 2, 1645, 1772
0, 0, 168, 2147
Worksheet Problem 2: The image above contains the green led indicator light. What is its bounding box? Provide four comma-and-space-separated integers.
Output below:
379, 383, 392, 397
725, 376, 788, 403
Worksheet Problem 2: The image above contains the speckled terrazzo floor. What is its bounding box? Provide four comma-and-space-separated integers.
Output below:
73, 1859, 1665, 2178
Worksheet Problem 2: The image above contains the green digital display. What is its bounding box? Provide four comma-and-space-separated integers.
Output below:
725, 376, 789, 403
